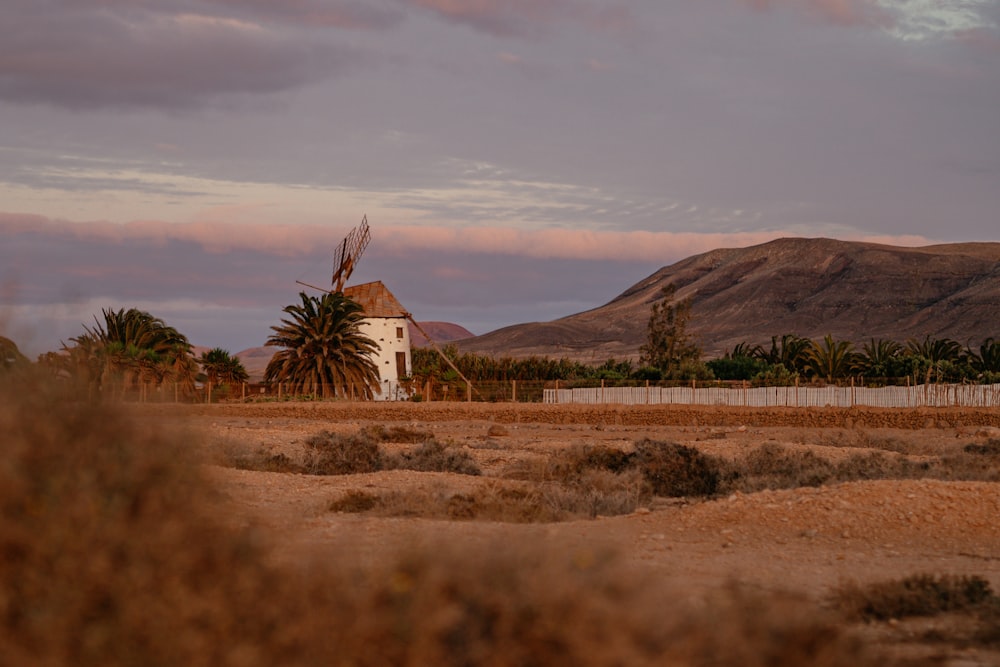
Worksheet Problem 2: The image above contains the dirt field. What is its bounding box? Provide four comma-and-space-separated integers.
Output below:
139, 401, 1000, 666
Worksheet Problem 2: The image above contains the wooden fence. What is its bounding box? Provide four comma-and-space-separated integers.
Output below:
543, 382, 1000, 408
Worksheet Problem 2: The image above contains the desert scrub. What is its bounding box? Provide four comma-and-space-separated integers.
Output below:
382, 439, 481, 475
303, 429, 382, 474
835, 574, 995, 622
0, 373, 893, 666
634, 439, 722, 497
362, 423, 435, 443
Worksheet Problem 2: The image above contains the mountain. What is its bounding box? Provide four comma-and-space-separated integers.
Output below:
408, 321, 475, 348
454, 237, 1000, 363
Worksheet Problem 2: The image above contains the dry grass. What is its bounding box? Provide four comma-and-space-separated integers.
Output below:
329, 471, 646, 522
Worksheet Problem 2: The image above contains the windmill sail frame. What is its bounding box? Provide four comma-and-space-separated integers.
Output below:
331, 214, 371, 292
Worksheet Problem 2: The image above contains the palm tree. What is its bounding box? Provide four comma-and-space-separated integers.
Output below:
758, 334, 811, 375
858, 338, 903, 377
969, 338, 1000, 375
804, 335, 857, 383
200, 348, 249, 386
905, 335, 964, 382
65, 307, 194, 395
264, 292, 380, 399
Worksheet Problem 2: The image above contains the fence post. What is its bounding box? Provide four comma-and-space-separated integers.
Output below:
512, 380, 517, 403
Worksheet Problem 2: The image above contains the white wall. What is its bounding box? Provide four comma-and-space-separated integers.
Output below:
358, 316, 411, 400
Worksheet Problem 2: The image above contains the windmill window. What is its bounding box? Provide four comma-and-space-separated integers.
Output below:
396, 327, 404, 339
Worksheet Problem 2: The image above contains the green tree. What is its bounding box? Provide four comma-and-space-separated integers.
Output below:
858, 338, 903, 378
804, 335, 857, 382
199, 348, 249, 386
758, 334, 811, 375
65, 307, 193, 394
639, 284, 701, 376
969, 338, 1000, 376
264, 292, 380, 399
905, 335, 964, 382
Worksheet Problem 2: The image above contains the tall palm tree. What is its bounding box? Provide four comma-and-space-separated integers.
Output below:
66, 307, 194, 394
804, 335, 857, 383
264, 292, 380, 399
200, 348, 249, 386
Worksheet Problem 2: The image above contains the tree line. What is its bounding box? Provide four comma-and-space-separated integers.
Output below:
4, 286, 999, 402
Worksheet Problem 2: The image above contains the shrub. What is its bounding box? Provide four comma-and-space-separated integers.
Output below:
362, 424, 434, 443
836, 574, 995, 621
303, 430, 382, 474
329, 489, 381, 513
634, 439, 721, 497
545, 443, 636, 482
964, 439, 1000, 456
231, 450, 303, 473
382, 439, 481, 475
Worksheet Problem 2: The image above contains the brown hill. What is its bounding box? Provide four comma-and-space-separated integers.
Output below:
454, 237, 1000, 362
408, 321, 475, 348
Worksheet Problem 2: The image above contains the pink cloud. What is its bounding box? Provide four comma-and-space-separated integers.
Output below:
0, 213, 934, 264
404, 0, 633, 37
740, 0, 892, 29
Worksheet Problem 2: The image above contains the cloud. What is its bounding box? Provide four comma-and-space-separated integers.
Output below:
0, 1, 372, 109
0, 212, 933, 265
402, 0, 633, 37
739, 0, 999, 41
739, 0, 891, 27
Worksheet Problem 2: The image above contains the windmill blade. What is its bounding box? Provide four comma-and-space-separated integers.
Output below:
331, 215, 371, 292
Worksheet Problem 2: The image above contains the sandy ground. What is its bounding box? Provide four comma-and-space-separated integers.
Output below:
138, 402, 1000, 665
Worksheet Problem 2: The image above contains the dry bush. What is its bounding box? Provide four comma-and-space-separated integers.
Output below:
544, 469, 647, 518
0, 373, 891, 666
634, 439, 722, 497
964, 439, 1000, 456
503, 444, 634, 483
382, 439, 482, 475
362, 423, 434, 443
326, 548, 883, 667
303, 429, 382, 474
717, 444, 999, 494
340, 483, 566, 522
330, 471, 646, 522
835, 574, 995, 622
724, 443, 836, 492
329, 489, 381, 513
231, 449, 303, 473
0, 374, 315, 667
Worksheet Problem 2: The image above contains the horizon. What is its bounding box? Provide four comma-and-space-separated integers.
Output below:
2, 1, 998, 357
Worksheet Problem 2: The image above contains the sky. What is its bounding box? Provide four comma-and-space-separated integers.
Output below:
2, 0, 998, 356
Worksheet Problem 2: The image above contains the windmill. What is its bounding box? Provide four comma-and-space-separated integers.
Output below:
296, 215, 479, 401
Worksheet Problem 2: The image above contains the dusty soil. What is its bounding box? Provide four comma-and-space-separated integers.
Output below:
137, 402, 1000, 665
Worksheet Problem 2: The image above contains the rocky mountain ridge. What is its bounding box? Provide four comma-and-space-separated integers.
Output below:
453, 237, 1000, 362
